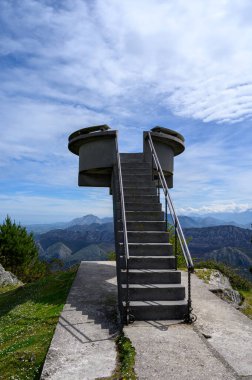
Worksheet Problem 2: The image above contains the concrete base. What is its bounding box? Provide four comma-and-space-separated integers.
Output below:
125, 272, 252, 380
41, 263, 252, 380
190, 273, 252, 378
41, 261, 119, 380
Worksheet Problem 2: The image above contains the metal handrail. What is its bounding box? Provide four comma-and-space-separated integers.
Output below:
115, 137, 131, 324
147, 132, 196, 323
147, 132, 194, 270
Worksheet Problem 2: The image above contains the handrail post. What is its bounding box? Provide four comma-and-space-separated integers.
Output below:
165, 193, 168, 230
152, 154, 154, 181
184, 268, 195, 324
115, 136, 133, 325
175, 220, 178, 270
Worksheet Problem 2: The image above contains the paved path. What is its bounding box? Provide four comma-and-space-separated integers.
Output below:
41, 263, 252, 380
125, 272, 252, 380
41, 261, 119, 380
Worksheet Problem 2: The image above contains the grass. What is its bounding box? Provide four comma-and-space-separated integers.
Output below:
98, 333, 136, 380
240, 290, 252, 319
116, 334, 136, 380
0, 269, 77, 380
195, 268, 213, 283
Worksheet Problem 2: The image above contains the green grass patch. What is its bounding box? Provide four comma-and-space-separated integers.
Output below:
195, 268, 213, 283
117, 334, 136, 380
0, 269, 77, 380
238, 290, 252, 320
98, 333, 136, 380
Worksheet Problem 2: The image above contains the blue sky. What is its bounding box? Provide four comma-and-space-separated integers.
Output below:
0, 0, 252, 224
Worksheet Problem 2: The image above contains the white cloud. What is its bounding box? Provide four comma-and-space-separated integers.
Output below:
1, 0, 252, 125
1, 0, 252, 221
177, 202, 250, 215
0, 190, 113, 224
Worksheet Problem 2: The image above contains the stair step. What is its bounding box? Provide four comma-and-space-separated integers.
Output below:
121, 162, 151, 170
119, 231, 169, 243
123, 178, 154, 186
121, 284, 185, 301
124, 187, 157, 196
121, 269, 181, 284
123, 173, 152, 180
120, 153, 144, 163
128, 256, 176, 269
126, 211, 164, 221
123, 300, 187, 320
120, 256, 176, 269
125, 202, 161, 212
124, 195, 159, 203
127, 221, 166, 231
124, 243, 173, 256
122, 170, 151, 176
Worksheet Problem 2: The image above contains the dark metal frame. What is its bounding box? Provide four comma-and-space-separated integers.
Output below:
147, 132, 196, 323
115, 136, 133, 325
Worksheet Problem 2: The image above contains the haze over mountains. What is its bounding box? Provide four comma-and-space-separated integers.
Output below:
26, 214, 113, 234
27, 210, 252, 234
30, 214, 252, 280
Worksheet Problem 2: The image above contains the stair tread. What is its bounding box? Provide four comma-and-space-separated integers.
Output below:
124, 187, 156, 189
126, 211, 163, 213
125, 202, 161, 204
122, 269, 179, 273
127, 243, 171, 245
121, 284, 184, 288
123, 300, 187, 306
126, 221, 166, 223
128, 256, 175, 258
119, 231, 168, 234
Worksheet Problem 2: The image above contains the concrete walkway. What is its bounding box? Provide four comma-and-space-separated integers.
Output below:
125, 272, 252, 380
41, 261, 119, 380
41, 263, 252, 380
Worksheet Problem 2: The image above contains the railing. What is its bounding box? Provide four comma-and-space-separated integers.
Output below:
115, 138, 132, 325
147, 132, 196, 323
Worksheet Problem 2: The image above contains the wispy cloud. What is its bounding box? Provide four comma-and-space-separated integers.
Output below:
0, 190, 113, 224
177, 203, 250, 215
0, 0, 252, 221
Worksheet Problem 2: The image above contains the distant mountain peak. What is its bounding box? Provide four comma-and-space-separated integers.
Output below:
68, 215, 101, 226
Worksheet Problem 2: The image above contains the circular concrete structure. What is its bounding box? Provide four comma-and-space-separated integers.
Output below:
68, 125, 117, 187
144, 126, 185, 188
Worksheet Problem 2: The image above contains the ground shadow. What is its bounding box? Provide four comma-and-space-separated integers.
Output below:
59, 261, 120, 340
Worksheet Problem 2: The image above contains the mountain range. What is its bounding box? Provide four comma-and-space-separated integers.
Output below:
32, 214, 252, 280
27, 211, 252, 234
27, 214, 113, 234
36, 221, 114, 266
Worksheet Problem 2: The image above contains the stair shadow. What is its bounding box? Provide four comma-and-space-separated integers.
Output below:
59, 261, 119, 343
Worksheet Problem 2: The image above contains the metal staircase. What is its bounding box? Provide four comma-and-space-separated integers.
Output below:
68, 125, 195, 326
116, 153, 189, 323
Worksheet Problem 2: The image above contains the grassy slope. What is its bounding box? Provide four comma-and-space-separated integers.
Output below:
0, 269, 76, 380
240, 290, 252, 319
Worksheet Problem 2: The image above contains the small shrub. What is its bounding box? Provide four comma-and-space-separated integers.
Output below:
167, 224, 191, 268
107, 251, 116, 261
0, 215, 46, 282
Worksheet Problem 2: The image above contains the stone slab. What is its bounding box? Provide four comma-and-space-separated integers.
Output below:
125, 323, 237, 380
125, 272, 252, 379
41, 261, 119, 380
187, 272, 252, 377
